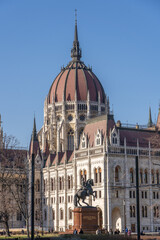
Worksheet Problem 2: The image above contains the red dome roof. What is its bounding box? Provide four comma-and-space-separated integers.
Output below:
48, 21, 105, 104
48, 61, 105, 104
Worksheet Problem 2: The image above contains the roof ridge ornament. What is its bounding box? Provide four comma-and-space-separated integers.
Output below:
71, 10, 82, 61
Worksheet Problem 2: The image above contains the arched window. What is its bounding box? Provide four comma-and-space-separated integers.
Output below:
130, 168, 134, 183
145, 206, 147, 217
80, 170, 83, 183
115, 166, 120, 182
36, 179, 40, 192
62, 176, 64, 190
151, 170, 155, 184
112, 132, 117, 144
96, 131, 101, 145
95, 168, 98, 183
60, 208, 63, 220
133, 206, 135, 217
68, 176, 71, 189
71, 175, 73, 189
99, 168, 102, 183
51, 178, 54, 191
52, 209, 55, 220
140, 169, 143, 184
130, 206, 132, 217
68, 129, 74, 151
156, 171, 159, 184
59, 177, 62, 190
154, 206, 156, 217
144, 169, 148, 184
142, 206, 144, 218
69, 208, 72, 220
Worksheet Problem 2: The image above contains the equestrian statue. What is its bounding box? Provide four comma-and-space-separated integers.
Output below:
74, 178, 96, 207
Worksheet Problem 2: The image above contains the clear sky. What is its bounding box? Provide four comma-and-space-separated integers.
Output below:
0, 0, 160, 148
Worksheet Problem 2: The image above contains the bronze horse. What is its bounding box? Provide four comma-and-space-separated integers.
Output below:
74, 179, 96, 207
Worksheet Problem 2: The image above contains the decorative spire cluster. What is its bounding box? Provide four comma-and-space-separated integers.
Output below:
32, 116, 38, 142
71, 10, 82, 61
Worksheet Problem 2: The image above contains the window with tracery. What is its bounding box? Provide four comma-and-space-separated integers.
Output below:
144, 169, 148, 184
67, 129, 74, 151
151, 170, 155, 184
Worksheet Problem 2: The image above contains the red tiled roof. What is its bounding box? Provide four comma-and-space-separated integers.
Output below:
48, 61, 105, 104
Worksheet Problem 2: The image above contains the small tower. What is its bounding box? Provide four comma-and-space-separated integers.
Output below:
148, 107, 153, 128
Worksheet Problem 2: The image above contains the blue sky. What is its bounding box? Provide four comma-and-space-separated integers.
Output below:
0, 0, 160, 147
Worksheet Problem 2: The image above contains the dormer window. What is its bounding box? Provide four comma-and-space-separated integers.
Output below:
81, 133, 87, 149
95, 130, 102, 146
111, 128, 119, 146
112, 132, 117, 144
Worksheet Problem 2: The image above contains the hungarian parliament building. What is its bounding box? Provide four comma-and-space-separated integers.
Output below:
1, 20, 160, 233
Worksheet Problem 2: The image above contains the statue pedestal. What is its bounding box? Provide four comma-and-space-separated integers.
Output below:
73, 207, 98, 234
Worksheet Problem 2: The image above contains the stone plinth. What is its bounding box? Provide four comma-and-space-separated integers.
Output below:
73, 207, 98, 233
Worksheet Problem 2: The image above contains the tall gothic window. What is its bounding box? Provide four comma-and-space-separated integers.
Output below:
69, 208, 72, 220
115, 166, 120, 182
36, 179, 40, 192
59, 177, 62, 190
99, 168, 102, 183
140, 169, 143, 184
130, 168, 134, 183
144, 169, 148, 184
95, 168, 98, 183
156, 171, 159, 184
68, 129, 74, 150
51, 178, 54, 191
60, 208, 63, 220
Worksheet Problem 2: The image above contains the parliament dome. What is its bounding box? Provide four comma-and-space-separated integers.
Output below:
48, 21, 105, 104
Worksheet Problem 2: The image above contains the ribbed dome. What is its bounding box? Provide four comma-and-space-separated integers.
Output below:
48, 20, 105, 104
48, 61, 105, 104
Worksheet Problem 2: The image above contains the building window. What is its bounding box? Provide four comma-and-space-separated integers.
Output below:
59, 177, 62, 190
84, 170, 87, 182
133, 206, 136, 217
69, 208, 72, 220
142, 206, 144, 218
152, 170, 155, 184
130, 191, 132, 198
133, 191, 135, 198
153, 192, 155, 199
145, 191, 147, 199
99, 191, 101, 198
112, 132, 117, 145
99, 168, 102, 183
140, 169, 143, 184
142, 191, 144, 199
130, 168, 134, 183
36, 179, 40, 192
62, 176, 64, 190
144, 169, 148, 184
156, 171, 159, 184
51, 178, 54, 191
115, 190, 118, 198
68, 176, 71, 189
17, 212, 22, 221
145, 206, 147, 217
95, 130, 101, 146
115, 166, 120, 182
60, 209, 63, 220
52, 209, 55, 220
67, 129, 74, 151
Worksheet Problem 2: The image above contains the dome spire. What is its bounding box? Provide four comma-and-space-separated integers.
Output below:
71, 10, 82, 61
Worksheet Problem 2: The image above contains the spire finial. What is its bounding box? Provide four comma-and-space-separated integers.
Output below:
75, 9, 77, 25
32, 115, 38, 141
71, 10, 82, 61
